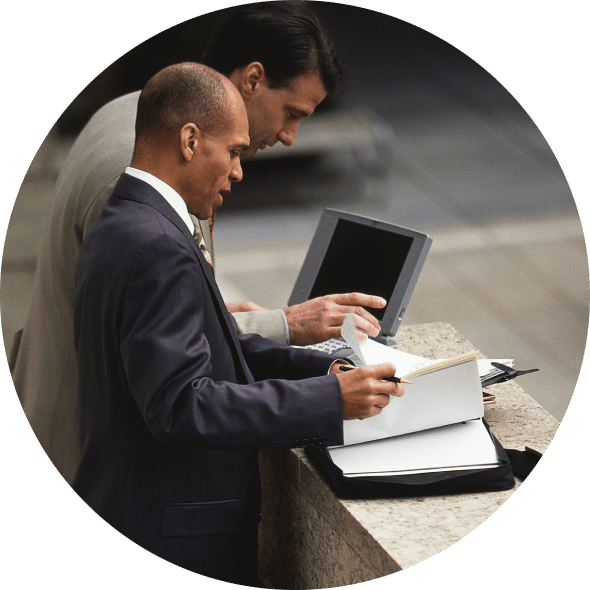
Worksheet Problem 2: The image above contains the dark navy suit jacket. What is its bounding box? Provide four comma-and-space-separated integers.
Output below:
72, 174, 344, 584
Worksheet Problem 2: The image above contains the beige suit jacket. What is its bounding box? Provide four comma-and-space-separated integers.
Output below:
10, 92, 287, 484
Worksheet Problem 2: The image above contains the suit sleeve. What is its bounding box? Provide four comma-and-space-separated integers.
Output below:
232, 310, 288, 343
119, 233, 344, 450
237, 332, 339, 381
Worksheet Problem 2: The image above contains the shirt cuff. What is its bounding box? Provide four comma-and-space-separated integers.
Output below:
280, 309, 291, 346
327, 358, 355, 375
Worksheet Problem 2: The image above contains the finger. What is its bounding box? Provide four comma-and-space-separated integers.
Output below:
349, 311, 381, 337
377, 380, 404, 398
368, 362, 398, 378
392, 384, 404, 397
322, 298, 382, 335
332, 292, 387, 309
374, 393, 391, 408
355, 329, 368, 341
368, 365, 405, 397
336, 309, 380, 338
356, 399, 389, 420
347, 307, 381, 332
323, 326, 350, 342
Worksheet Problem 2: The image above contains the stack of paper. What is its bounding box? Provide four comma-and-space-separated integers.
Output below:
329, 313, 502, 475
329, 419, 499, 477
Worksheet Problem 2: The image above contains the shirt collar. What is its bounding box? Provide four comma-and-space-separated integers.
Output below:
124, 167, 194, 233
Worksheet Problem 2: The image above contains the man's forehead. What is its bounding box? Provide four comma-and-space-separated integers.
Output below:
235, 130, 250, 150
229, 111, 249, 149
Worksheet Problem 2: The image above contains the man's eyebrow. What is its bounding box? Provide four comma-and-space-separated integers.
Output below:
290, 106, 313, 118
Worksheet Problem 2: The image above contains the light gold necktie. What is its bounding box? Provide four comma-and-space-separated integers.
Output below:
193, 224, 214, 270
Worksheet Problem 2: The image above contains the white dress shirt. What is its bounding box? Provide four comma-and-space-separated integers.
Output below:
124, 167, 194, 233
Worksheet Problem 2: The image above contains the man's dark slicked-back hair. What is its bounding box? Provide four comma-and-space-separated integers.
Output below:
201, 3, 343, 95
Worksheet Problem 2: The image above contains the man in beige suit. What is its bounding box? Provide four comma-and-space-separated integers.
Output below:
11, 4, 386, 484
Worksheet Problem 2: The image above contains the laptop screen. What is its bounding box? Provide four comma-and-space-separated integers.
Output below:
308, 218, 414, 321
289, 209, 432, 339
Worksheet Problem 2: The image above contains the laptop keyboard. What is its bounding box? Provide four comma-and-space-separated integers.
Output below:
303, 337, 353, 356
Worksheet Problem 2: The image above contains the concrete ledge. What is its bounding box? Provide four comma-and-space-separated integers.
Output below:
258, 323, 559, 588
258, 448, 400, 589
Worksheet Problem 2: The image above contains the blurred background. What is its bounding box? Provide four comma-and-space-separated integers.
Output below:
1, 0, 587, 421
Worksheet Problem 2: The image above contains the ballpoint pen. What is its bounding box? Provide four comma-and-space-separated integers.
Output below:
338, 364, 412, 384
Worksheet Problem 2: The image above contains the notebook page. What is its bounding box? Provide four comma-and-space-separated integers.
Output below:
329, 419, 499, 476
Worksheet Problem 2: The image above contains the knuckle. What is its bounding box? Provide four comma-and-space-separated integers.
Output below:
322, 299, 335, 311
352, 292, 364, 303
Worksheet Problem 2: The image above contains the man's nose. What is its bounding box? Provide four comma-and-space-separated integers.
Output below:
278, 122, 300, 147
230, 161, 243, 183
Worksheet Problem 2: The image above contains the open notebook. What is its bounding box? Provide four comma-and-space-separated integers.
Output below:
328, 313, 501, 476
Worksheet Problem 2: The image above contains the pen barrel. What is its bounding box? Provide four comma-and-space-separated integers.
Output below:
338, 365, 408, 384
383, 376, 401, 383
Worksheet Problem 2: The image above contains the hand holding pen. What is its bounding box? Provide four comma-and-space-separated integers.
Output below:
333, 362, 408, 420
338, 364, 412, 384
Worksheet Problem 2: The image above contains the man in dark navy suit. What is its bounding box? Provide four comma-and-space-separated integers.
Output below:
73, 62, 402, 586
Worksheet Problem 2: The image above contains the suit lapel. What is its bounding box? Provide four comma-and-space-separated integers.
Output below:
113, 174, 254, 384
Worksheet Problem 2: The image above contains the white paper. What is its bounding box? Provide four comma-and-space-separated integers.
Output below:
341, 311, 367, 365
341, 311, 513, 380
338, 318, 507, 448
340, 352, 484, 446
329, 418, 499, 477
358, 338, 439, 375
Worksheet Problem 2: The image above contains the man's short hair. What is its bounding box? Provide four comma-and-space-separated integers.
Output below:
135, 62, 230, 144
201, 3, 343, 95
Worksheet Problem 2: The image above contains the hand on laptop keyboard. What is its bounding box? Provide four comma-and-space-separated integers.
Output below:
283, 293, 385, 346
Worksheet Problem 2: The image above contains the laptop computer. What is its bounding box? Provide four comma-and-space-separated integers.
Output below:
288, 208, 432, 356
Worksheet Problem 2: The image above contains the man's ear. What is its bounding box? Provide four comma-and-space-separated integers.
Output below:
234, 62, 267, 99
180, 123, 201, 161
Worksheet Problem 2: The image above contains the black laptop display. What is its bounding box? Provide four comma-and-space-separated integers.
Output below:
289, 209, 432, 345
